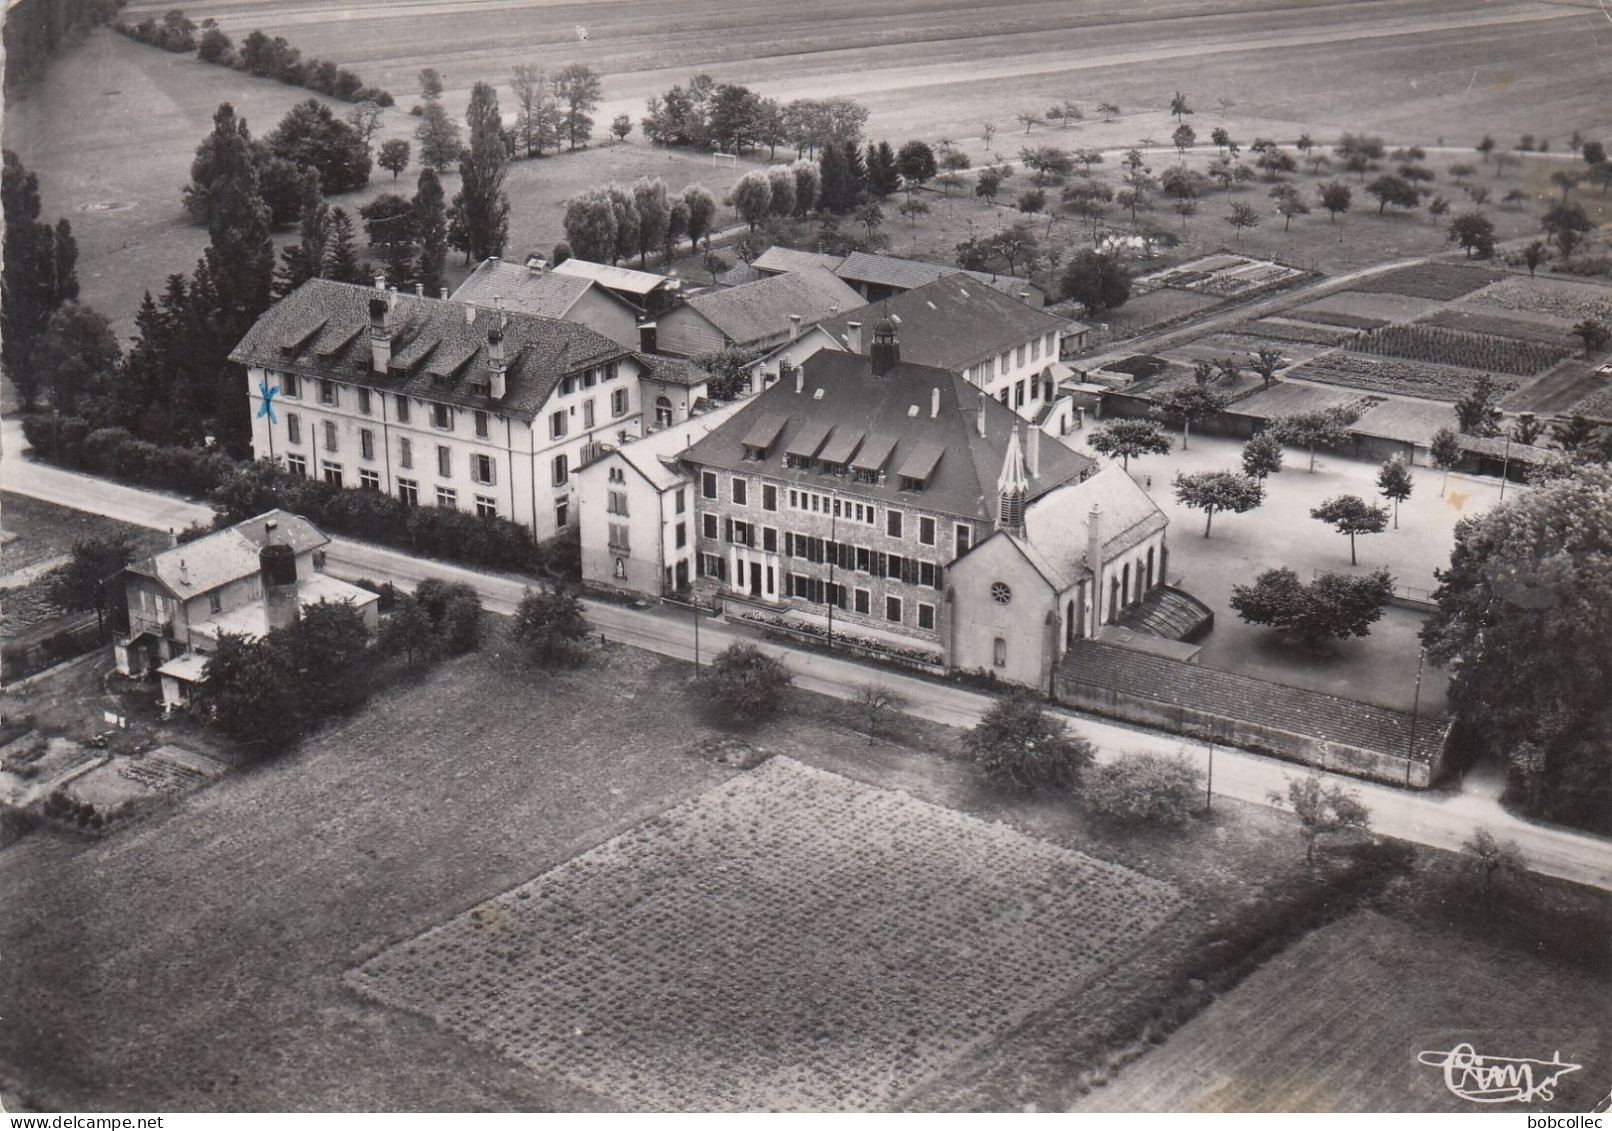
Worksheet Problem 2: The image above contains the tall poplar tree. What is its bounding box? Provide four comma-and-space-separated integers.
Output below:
414, 166, 448, 295
451, 82, 511, 262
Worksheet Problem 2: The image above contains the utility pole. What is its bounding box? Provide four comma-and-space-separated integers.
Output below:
1498, 437, 1511, 502
1406, 646, 1425, 786
1205, 739, 1214, 812
826, 489, 839, 650
692, 594, 701, 668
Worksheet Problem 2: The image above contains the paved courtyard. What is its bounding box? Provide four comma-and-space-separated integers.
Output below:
1071, 426, 1510, 714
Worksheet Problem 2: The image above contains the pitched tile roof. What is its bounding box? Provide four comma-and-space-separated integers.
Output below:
1349, 397, 1457, 445
1059, 641, 1450, 763
636, 353, 712, 388
550, 258, 673, 296
680, 350, 1094, 522
817, 274, 1067, 371
753, 246, 846, 275
451, 258, 629, 319
716, 261, 768, 287
989, 465, 1167, 590
610, 399, 749, 491
229, 279, 635, 422
835, 250, 1041, 297
127, 510, 327, 597
681, 265, 863, 346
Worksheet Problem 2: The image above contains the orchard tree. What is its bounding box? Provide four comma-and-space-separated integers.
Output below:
1460, 829, 1527, 890
696, 642, 792, 727
378, 138, 411, 180
1376, 454, 1414, 527
1270, 183, 1310, 231
1571, 318, 1611, 356
1522, 239, 1547, 277
1317, 180, 1353, 222
895, 139, 937, 185
966, 689, 1093, 792
1366, 174, 1419, 215
1268, 774, 1372, 862
1447, 211, 1495, 258
1542, 201, 1591, 257
610, 114, 632, 142
898, 196, 932, 227
1169, 91, 1193, 120
1230, 567, 1393, 649
1225, 201, 1261, 242
1172, 122, 1196, 159
1241, 433, 1284, 479
1088, 419, 1172, 470
1310, 495, 1389, 564
1248, 346, 1285, 389
1061, 249, 1131, 314
1172, 470, 1264, 536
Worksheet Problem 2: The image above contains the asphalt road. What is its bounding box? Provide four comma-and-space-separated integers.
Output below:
4, 416, 1608, 890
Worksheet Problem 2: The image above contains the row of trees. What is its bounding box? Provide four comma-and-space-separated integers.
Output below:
3, 0, 122, 89
2, 150, 81, 411
563, 179, 718, 268
641, 76, 868, 159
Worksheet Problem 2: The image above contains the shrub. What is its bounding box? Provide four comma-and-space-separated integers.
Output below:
512, 587, 590, 667
415, 578, 483, 654
1085, 753, 1203, 825
966, 690, 1094, 792
696, 643, 792, 727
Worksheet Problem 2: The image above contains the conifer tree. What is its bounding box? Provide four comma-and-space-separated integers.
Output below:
414, 166, 448, 295
323, 207, 367, 284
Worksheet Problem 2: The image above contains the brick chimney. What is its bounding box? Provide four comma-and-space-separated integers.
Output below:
976, 392, 987, 438
789, 314, 802, 341
1086, 504, 1104, 611
1027, 424, 1041, 477
260, 521, 300, 634
368, 276, 393, 374
846, 320, 863, 355
487, 326, 507, 400
930, 388, 940, 419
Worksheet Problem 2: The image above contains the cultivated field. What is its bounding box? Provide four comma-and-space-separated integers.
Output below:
1077, 909, 1612, 1113
352, 757, 1182, 1111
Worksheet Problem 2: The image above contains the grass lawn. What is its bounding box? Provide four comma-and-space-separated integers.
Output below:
1, 493, 168, 581
0, 619, 1312, 1112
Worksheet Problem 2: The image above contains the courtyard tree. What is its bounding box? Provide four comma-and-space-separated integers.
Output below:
47, 535, 134, 634
1088, 419, 1173, 470
1447, 211, 1496, 258
1267, 773, 1373, 862
1155, 383, 1227, 449
1317, 180, 1353, 222
1310, 494, 1389, 565
1271, 406, 1355, 471
1230, 567, 1394, 650
1430, 426, 1463, 495
1059, 249, 1131, 314
1376, 454, 1414, 528
1422, 466, 1612, 830
1459, 828, 1527, 890
966, 689, 1093, 792
513, 586, 590, 667
1084, 752, 1203, 826
1241, 433, 1285, 479
697, 642, 793, 727
1172, 470, 1264, 537
377, 138, 411, 180
1225, 201, 1261, 242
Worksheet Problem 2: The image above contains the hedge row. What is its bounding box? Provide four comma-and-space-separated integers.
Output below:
21, 416, 548, 576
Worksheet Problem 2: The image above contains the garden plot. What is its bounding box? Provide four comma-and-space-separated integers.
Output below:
349, 758, 1183, 1112
1293, 290, 1440, 325
1419, 308, 1576, 343
1349, 324, 1569, 376
1349, 263, 1502, 301
1238, 320, 1354, 347
1290, 354, 1520, 401
1464, 275, 1612, 322
1136, 255, 1304, 299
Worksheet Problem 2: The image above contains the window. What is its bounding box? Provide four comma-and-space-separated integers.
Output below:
1015, 380, 1026, 408
918, 603, 935, 630
993, 637, 1007, 667
474, 409, 489, 438
554, 498, 570, 528
608, 466, 625, 484
1016, 344, 1027, 367
360, 429, 375, 460
472, 453, 496, 486
991, 581, 1013, 605
674, 487, 686, 514
323, 421, 338, 452
608, 523, 631, 553
397, 478, 419, 506
552, 453, 569, 486
655, 395, 673, 427
359, 469, 380, 491
702, 514, 718, 540
762, 526, 778, 553
675, 522, 687, 549
1031, 336, 1041, 362
550, 410, 568, 440
398, 437, 413, 469
919, 516, 936, 546
436, 486, 458, 508
319, 379, 337, 406
955, 524, 973, 557
1045, 332, 1056, 356
701, 471, 717, 499
281, 372, 300, 399
854, 588, 870, 615
286, 412, 302, 445
475, 495, 497, 519
358, 387, 372, 415
999, 351, 1010, 374
583, 399, 596, 430
885, 595, 902, 623
886, 509, 903, 539
437, 445, 452, 478
732, 477, 748, 505
612, 387, 629, 417
322, 460, 343, 488
428, 402, 450, 430
607, 489, 629, 516
209, 591, 223, 615
286, 454, 307, 478
395, 394, 411, 424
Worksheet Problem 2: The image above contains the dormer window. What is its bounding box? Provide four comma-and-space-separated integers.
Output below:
899, 475, 925, 492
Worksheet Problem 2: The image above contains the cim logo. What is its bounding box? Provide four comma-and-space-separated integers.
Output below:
1417, 1043, 1582, 1105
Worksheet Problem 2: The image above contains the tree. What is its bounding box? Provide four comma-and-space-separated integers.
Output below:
1522, 239, 1547, 277
682, 183, 717, 251
1059, 249, 1130, 314
864, 140, 900, 198
1060, 178, 1113, 239
789, 159, 821, 217
974, 164, 1005, 205
1225, 201, 1261, 241
512, 586, 589, 666
630, 177, 671, 269
1430, 426, 1463, 496
898, 196, 932, 227
418, 67, 444, 102
199, 631, 307, 749
1422, 467, 1612, 828
1245, 347, 1284, 391
1172, 470, 1264, 536
726, 170, 772, 230
1476, 134, 1496, 163
697, 642, 792, 727
560, 189, 614, 263
3, 151, 80, 409
1316, 179, 1352, 222
414, 101, 461, 172
895, 139, 937, 186
1583, 139, 1607, 166
377, 138, 410, 180
1210, 126, 1231, 154
376, 593, 440, 669
30, 301, 118, 414
1015, 188, 1047, 215
266, 99, 372, 193
1088, 419, 1172, 470
1271, 406, 1355, 471
1509, 412, 1546, 447
552, 63, 601, 149
1268, 774, 1372, 862
451, 82, 511, 262
1231, 567, 1393, 649
414, 167, 448, 295
509, 64, 561, 157
47, 535, 133, 633
344, 100, 384, 146
1154, 383, 1226, 449
818, 141, 858, 213
1241, 433, 1284, 479
1460, 829, 1526, 890
1571, 318, 1611, 356
1446, 211, 1495, 258
1168, 90, 1193, 120
1270, 183, 1310, 230
1166, 121, 1195, 160
1310, 495, 1389, 565
1542, 200, 1591, 257
1376, 454, 1414, 528
853, 684, 907, 744
1454, 372, 1504, 436
1085, 752, 1202, 825
966, 689, 1093, 792
606, 113, 632, 143
1365, 174, 1419, 215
